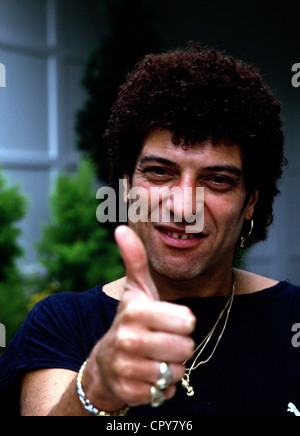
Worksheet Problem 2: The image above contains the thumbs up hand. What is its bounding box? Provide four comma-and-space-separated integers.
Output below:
114, 225, 160, 302
82, 226, 196, 413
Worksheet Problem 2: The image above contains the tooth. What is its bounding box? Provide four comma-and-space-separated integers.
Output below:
181, 234, 188, 240
172, 232, 179, 239
167, 232, 172, 236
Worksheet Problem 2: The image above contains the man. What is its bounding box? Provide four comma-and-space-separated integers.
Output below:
0, 43, 299, 416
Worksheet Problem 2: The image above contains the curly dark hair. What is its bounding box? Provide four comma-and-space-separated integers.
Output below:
104, 42, 286, 247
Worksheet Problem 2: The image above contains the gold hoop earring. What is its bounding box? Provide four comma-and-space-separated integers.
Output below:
238, 219, 254, 261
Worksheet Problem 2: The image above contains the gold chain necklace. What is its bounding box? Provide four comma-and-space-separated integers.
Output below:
181, 273, 235, 396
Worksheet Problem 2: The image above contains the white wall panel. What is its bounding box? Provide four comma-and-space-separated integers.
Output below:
61, 59, 86, 157
0, 0, 47, 49
0, 0, 101, 273
0, 50, 48, 153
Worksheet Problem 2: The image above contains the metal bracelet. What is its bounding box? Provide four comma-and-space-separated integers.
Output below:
77, 360, 129, 416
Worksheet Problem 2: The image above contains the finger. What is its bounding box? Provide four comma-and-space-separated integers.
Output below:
114, 225, 159, 301
114, 356, 185, 385
115, 378, 177, 407
121, 300, 196, 335
119, 329, 195, 363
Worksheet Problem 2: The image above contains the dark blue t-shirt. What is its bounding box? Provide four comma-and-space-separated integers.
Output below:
0, 281, 300, 416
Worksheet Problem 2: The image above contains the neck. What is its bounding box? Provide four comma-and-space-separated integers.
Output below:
150, 266, 234, 300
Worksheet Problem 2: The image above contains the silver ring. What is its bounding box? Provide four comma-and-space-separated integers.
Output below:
150, 385, 166, 407
150, 362, 173, 407
155, 362, 173, 391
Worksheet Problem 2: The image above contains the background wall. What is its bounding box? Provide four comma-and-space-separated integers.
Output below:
0, 0, 299, 284
0, 0, 102, 274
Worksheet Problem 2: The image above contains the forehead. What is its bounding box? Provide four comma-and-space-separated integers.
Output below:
137, 130, 243, 169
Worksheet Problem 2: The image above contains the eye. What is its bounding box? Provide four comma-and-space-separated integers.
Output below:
150, 167, 168, 175
144, 166, 172, 177
210, 175, 229, 184
206, 175, 236, 191
141, 166, 175, 184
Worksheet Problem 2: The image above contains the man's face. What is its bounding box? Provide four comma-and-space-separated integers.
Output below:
126, 130, 257, 283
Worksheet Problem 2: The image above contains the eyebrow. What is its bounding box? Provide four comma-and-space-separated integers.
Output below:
139, 155, 175, 166
138, 155, 242, 178
203, 165, 242, 178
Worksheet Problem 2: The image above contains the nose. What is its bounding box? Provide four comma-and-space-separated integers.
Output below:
165, 180, 204, 233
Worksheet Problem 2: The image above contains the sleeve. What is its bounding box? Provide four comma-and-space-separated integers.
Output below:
0, 293, 94, 415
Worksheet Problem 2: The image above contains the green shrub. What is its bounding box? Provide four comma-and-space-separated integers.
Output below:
0, 169, 27, 343
0, 274, 28, 345
36, 159, 124, 293
0, 172, 26, 281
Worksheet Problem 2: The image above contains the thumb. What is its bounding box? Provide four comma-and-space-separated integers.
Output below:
114, 225, 159, 301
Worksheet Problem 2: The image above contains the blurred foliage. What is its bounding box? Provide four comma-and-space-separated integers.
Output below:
0, 171, 26, 280
36, 158, 124, 294
76, 0, 167, 182
0, 169, 27, 344
0, 275, 28, 347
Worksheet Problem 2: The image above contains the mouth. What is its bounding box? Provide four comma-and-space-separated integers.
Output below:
156, 226, 206, 247
160, 228, 199, 240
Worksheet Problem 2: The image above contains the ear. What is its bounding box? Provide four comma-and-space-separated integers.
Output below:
123, 173, 131, 203
244, 189, 259, 220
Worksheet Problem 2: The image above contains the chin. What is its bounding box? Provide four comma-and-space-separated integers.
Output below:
152, 263, 203, 282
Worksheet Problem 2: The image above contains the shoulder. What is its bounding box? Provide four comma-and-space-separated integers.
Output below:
29, 285, 119, 340
45, 283, 119, 306
0, 285, 120, 390
234, 268, 280, 295
234, 268, 300, 304
102, 277, 125, 300
32, 284, 119, 319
